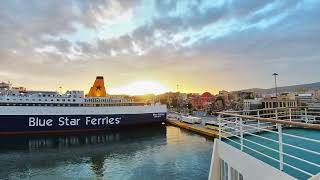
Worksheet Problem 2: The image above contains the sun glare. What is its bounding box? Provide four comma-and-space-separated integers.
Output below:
109, 81, 169, 95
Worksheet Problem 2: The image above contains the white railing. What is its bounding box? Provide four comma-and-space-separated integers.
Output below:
225, 106, 320, 124
217, 108, 320, 179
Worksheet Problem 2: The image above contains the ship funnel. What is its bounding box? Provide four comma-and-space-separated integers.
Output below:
87, 76, 107, 97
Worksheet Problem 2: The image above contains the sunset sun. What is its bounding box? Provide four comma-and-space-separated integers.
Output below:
109, 81, 169, 95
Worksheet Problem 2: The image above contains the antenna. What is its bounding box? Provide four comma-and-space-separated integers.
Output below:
59, 86, 62, 94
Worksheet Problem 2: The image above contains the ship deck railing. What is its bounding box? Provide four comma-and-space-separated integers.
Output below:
216, 107, 320, 179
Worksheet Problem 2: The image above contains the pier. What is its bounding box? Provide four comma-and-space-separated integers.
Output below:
166, 118, 220, 138
166, 106, 320, 140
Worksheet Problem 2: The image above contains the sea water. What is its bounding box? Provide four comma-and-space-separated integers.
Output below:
0, 125, 214, 180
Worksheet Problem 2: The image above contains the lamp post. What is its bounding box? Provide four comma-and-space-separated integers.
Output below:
272, 73, 279, 97
272, 73, 279, 108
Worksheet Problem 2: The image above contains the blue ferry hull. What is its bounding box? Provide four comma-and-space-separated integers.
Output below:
0, 113, 167, 135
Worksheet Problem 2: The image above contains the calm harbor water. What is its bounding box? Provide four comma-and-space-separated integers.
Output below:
0, 125, 214, 180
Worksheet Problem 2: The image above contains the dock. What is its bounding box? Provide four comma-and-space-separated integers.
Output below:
166, 118, 221, 138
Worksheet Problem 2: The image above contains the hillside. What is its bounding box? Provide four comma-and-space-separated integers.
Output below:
237, 82, 320, 94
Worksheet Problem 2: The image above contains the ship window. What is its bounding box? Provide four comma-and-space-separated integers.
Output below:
220, 159, 228, 180
7, 99, 9, 101
39, 99, 41, 101
73, 99, 76, 102
230, 167, 243, 180
68, 99, 71, 102
62, 99, 65, 102
57, 99, 60, 101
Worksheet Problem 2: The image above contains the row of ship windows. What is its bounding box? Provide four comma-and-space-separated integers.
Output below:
0, 103, 138, 107
9, 94, 82, 98
0, 98, 77, 102
85, 99, 122, 103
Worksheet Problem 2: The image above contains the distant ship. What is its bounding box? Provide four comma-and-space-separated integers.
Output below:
0, 76, 167, 135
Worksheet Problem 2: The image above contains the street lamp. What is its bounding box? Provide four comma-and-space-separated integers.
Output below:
272, 73, 279, 98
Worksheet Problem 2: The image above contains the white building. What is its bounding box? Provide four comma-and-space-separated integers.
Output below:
243, 98, 263, 115
297, 93, 314, 106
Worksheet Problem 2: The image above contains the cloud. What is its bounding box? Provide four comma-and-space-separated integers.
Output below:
0, 0, 319, 92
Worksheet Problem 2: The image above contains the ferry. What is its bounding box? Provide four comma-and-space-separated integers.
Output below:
0, 76, 167, 135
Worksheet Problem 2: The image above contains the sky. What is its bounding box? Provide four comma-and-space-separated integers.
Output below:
0, 0, 319, 95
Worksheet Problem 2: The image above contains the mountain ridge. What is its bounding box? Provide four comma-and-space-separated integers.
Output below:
235, 82, 320, 94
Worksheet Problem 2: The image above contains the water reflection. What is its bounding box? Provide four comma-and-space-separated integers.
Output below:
0, 125, 213, 180
0, 126, 166, 151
